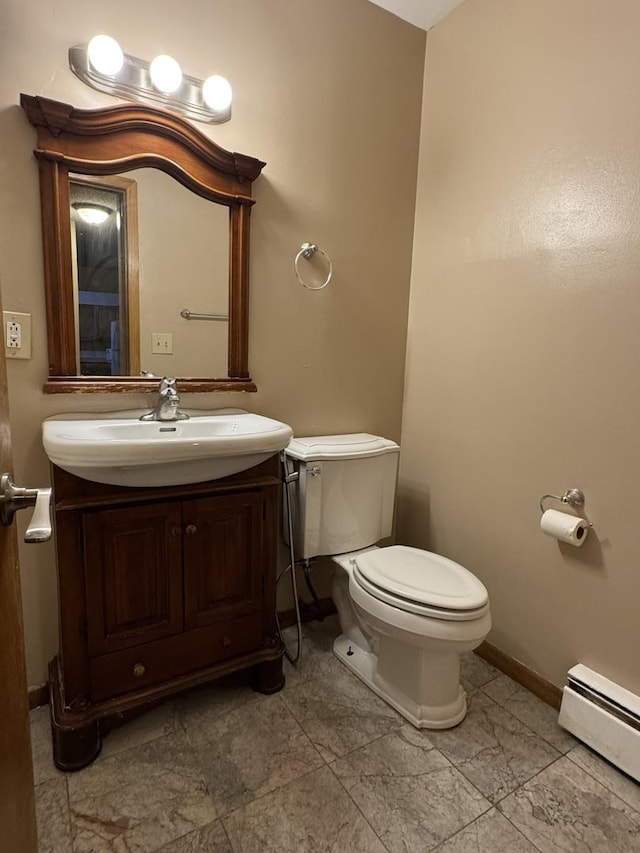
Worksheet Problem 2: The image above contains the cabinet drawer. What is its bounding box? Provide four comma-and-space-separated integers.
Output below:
89, 613, 262, 702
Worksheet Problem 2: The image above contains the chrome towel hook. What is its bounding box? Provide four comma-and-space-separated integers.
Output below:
294, 241, 333, 290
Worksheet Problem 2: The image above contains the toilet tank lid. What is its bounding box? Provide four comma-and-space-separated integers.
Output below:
285, 433, 399, 461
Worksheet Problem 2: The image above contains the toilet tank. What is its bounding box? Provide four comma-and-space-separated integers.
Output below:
284, 434, 400, 560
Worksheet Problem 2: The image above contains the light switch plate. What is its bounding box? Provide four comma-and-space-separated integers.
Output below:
3, 311, 32, 359
152, 332, 173, 354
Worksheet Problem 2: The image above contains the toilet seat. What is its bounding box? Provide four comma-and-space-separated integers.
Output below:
353, 546, 490, 622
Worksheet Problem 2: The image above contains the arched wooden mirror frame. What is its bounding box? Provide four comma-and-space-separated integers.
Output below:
20, 94, 265, 393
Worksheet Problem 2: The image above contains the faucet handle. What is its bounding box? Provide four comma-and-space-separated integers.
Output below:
159, 377, 180, 399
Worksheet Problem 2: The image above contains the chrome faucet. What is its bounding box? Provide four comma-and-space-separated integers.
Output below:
140, 377, 189, 422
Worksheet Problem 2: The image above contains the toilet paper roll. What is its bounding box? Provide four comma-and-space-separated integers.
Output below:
540, 509, 589, 547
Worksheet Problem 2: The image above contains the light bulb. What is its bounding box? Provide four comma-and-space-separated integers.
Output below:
149, 55, 182, 94
87, 34, 124, 77
202, 75, 232, 113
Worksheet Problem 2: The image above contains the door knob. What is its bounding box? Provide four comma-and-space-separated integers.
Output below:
0, 473, 52, 543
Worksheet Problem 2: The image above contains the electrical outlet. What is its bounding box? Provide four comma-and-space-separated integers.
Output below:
152, 332, 173, 354
3, 311, 31, 359
6, 322, 21, 349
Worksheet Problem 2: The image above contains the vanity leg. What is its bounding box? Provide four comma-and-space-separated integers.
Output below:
50, 709, 101, 772
253, 657, 285, 694
48, 657, 102, 771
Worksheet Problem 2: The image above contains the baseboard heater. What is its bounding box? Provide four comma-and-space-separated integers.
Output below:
558, 663, 640, 783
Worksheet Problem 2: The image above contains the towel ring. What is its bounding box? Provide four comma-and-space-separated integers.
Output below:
294, 242, 333, 290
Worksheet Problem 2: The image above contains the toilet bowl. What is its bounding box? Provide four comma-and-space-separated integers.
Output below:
331, 546, 491, 728
284, 434, 491, 729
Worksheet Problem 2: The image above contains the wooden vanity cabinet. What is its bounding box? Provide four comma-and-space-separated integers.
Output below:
49, 456, 284, 770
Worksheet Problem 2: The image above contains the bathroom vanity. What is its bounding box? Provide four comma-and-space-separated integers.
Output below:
20, 93, 289, 768
48, 456, 284, 770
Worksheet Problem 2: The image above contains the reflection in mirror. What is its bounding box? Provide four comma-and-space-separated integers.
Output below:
70, 175, 139, 376
70, 170, 229, 379
135, 169, 229, 378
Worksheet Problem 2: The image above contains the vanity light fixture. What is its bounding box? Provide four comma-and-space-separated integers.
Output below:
69, 35, 232, 124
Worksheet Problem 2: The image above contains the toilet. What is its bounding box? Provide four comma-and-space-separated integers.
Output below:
284, 433, 491, 729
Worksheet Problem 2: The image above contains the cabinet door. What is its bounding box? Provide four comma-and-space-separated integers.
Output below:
183, 491, 264, 630
84, 501, 183, 655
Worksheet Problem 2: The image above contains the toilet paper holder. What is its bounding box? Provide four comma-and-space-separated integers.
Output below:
539, 488, 586, 515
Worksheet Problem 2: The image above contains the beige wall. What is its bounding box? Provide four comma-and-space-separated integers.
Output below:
0, 0, 425, 686
400, 0, 640, 693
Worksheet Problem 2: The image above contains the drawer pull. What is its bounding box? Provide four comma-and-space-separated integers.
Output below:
133, 663, 146, 677
185, 524, 197, 536
170, 525, 182, 538
222, 636, 232, 648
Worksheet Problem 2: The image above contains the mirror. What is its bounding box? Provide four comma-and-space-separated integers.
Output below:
21, 94, 265, 393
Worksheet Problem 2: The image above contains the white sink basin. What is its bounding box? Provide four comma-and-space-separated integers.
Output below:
42, 409, 293, 487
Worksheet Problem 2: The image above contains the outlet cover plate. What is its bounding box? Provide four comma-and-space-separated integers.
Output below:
3, 311, 31, 359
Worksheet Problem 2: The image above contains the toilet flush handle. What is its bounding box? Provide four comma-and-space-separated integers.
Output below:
308, 466, 321, 478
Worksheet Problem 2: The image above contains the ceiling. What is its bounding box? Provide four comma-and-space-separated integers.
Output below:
368, 0, 466, 31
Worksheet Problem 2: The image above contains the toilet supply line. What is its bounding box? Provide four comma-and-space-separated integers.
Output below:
277, 452, 303, 663
276, 453, 328, 664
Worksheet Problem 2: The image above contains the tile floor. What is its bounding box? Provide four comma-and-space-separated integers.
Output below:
31, 616, 640, 852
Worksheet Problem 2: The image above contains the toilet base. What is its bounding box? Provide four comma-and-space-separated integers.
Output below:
333, 634, 467, 729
